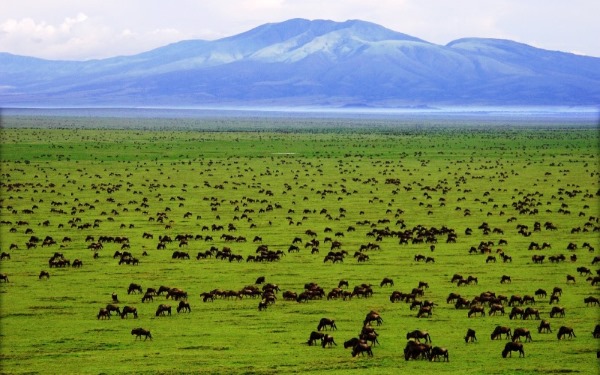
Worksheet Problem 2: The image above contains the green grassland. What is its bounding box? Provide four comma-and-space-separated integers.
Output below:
0, 116, 599, 374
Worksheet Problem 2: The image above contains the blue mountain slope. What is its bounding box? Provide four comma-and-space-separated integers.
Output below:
0, 19, 598, 106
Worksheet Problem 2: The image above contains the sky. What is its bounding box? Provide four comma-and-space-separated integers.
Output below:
1, 0, 598, 60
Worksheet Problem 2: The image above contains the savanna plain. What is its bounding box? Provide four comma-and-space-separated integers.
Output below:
0, 113, 599, 374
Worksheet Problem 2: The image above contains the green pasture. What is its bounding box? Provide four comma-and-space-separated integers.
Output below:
0, 116, 599, 374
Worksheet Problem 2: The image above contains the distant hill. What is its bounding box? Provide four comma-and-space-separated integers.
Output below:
1, 18, 599, 107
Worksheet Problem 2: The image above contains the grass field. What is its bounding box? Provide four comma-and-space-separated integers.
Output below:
0, 114, 599, 374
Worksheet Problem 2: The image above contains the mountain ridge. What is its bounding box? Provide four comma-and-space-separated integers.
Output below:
1, 18, 598, 107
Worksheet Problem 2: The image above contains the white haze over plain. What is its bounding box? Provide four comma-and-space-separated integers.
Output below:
1, 0, 598, 60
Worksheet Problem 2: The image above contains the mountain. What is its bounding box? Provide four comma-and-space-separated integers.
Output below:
1, 18, 599, 107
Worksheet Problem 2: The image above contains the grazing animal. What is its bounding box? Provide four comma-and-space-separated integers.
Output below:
317, 318, 337, 331
468, 305, 485, 318
363, 311, 383, 326
39, 271, 50, 280
321, 334, 337, 348
127, 283, 143, 294
502, 342, 525, 358
307, 331, 326, 346
97, 308, 111, 320
430, 346, 449, 362
404, 340, 430, 360
500, 275, 511, 284
255, 276, 265, 284
0, 273, 9, 283
352, 342, 373, 357
380, 277, 394, 287
120, 306, 138, 319
105, 304, 121, 316
491, 326, 512, 340
557, 326, 576, 340
523, 307, 540, 320
535, 289, 547, 298
177, 301, 191, 313
343, 337, 363, 349
131, 328, 152, 340
155, 304, 171, 317
406, 330, 431, 343
538, 320, 552, 334
512, 328, 532, 342
592, 324, 600, 338
584, 296, 600, 306
465, 328, 477, 343
550, 306, 565, 318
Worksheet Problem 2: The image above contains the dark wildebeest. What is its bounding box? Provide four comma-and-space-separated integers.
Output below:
502, 342, 525, 358
317, 318, 337, 331
155, 304, 171, 316
363, 311, 383, 326
523, 307, 540, 320
489, 304, 505, 316
131, 328, 152, 340
491, 326, 512, 340
535, 288, 547, 298
352, 342, 373, 357
404, 340, 430, 360
39, 271, 50, 280
0, 274, 9, 282
417, 306, 432, 318
344, 337, 364, 349
592, 324, 600, 338
550, 306, 565, 318
128, 283, 143, 294
557, 326, 576, 340
120, 306, 138, 319
509, 307, 525, 320
468, 305, 485, 318
584, 296, 600, 306
512, 328, 532, 342
307, 331, 325, 346
338, 279, 349, 288
177, 301, 191, 313
321, 334, 337, 348
380, 277, 394, 287
465, 328, 477, 343
406, 330, 431, 343
97, 308, 111, 320
105, 304, 121, 316
538, 320, 552, 334
255, 276, 265, 284
430, 346, 449, 362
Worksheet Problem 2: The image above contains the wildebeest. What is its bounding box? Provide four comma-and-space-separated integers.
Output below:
338, 279, 349, 288
523, 307, 540, 320
430, 346, 449, 362
502, 342, 525, 358
321, 334, 337, 348
557, 326, 576, 340
120, 306, 138, 319
97, 308, 111, 319
584, 296, 600, 306
131, 328, 152, 341
465, 328, 477, 343
500, 275, 511, 284
592, 324, 600, 338
550, 306, 565, 318
404, 340, 430, 360
0, 252, 10, 260
363, 310, 383, 326
489, 304, 505, 316
128, 283, 143, 294
538, 320, 552, 334
509, 307, 525, 320
491, 326, 512, 340
317, 318, 337, 331
534, 289, 547, 298
155, 304, 171, 316
255, 276, 265, 284
105, 304, 121, 316
352, 341, 373, 357
512, 328, 532, 342
417, 306, 432, 318
468, 305, 485, 318
380, 277, 394, 287
39, 271, 50, 280
0, 273, 9, 282
406, 330, 431, 343
177, 301, 191, 313
307, 331, 325, 346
